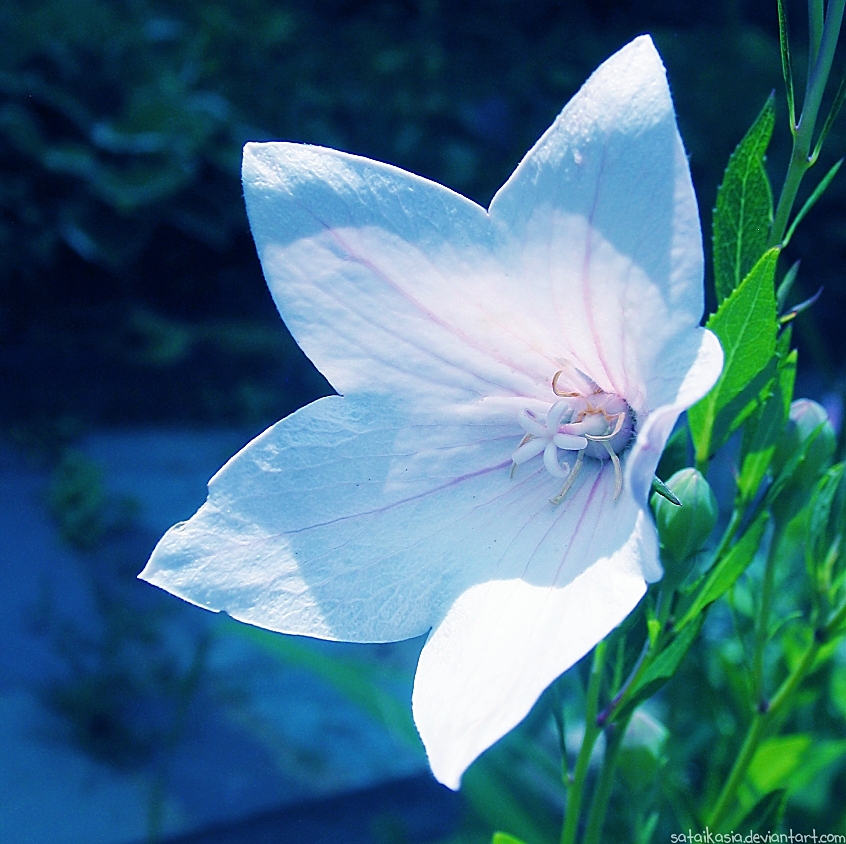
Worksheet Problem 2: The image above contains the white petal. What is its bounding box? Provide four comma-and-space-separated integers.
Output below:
243, 144, 556, 412
627, 327, 724, 516
141, 395, 522, 641
488, 35, 704, 413
143, 395, 644, 644
413, 505, 656, 789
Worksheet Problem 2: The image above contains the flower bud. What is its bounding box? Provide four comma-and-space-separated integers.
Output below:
772, 400, 836, 525
651, 468, 718, 564
774, 399, 836, 484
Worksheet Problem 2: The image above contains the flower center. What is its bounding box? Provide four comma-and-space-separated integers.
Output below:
511, 370, 635, 505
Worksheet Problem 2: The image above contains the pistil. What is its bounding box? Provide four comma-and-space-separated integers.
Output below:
511, 370, 635, 504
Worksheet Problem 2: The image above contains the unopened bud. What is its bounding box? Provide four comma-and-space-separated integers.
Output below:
778, 399, 836, 484
651, 468, 718, 563
772, 400, 836, 524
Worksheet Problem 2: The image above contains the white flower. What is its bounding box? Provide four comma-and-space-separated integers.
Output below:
140, 35, 723, 789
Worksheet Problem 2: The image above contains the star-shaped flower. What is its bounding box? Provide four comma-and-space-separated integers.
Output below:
140, 35, 722, 789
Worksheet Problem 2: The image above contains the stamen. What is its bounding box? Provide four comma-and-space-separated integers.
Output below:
553, 432, 588, 450
601, 440, 623, 500
551, 449, 584, 506
513, 371, 633, 505
582, 411, 626, 442
551, 370, 581, 398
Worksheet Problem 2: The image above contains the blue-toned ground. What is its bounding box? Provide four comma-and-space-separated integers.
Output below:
0, 431, 429, 843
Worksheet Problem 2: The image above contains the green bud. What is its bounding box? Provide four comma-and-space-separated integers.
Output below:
618, 708, 668, 791
651, 468, 718, 564
773, 399, 836, 485
805, 463, 846, 596
772, 399, 836, 524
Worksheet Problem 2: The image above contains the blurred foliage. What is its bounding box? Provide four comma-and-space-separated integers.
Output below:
8, 0, 845, 427
47, 448, 138, 547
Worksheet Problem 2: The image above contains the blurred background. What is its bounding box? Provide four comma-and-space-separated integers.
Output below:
2, 1, 845, 842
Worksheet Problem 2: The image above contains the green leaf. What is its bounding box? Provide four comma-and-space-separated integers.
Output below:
463, 754, 556, 844
713, 95, 776, 303
745, 734, 846, 805
782, 158, 843, 247
776, 260, 800, 313
689, 248, 779, 463
777, 0, 794, 126
227, 621, 422, 750
651, 475, 681, 506
767, 419, 834, 517
492, 834, 529, 844
675, 512, 770, 631
734, 789, 788, 833
620, 616, 704, 716
806, 463, 846, 588
736, 349, 796, 505
812, 75, 846, 162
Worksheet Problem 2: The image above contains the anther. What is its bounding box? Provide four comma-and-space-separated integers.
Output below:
552, 370, 581, 398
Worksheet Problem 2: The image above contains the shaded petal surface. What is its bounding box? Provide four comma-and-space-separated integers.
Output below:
489, 35, 706, 413
413, 514, 653, 788
141, 395, 649, 650
243, 144, 552, 412
242, 37, 707, 419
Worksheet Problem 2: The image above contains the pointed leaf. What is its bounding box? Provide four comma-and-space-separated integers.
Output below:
776, 260, 800, 312
713, 96, 775, 303
779, 287, 823, 325
777, 0, 795, 126
783, 159, 843, 247
745, 734, 846, 797
675, 511, 770, 631
619, 615, 705, 717
229, 621, 423, 750
689, 249, 779, 463
812, 76, 846, 161
736, 348, 796, 505
735, 789, 788, 833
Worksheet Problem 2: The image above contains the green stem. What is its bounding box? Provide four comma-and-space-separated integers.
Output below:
582, 712, 633, 844
752, 526, 782, 699
825, 595, 846, 635
771, 0, 846, 246
711, 507, 743, 567
597, 638, 651, 728
810, 0, 825, 66
706, 632, 821, 828
561, 641, 607, 844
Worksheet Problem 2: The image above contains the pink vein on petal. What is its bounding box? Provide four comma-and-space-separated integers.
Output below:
551, 469, 606, 587
268, 458, 513, 538
319, 220, 540, 395
581, 147, 619, 394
